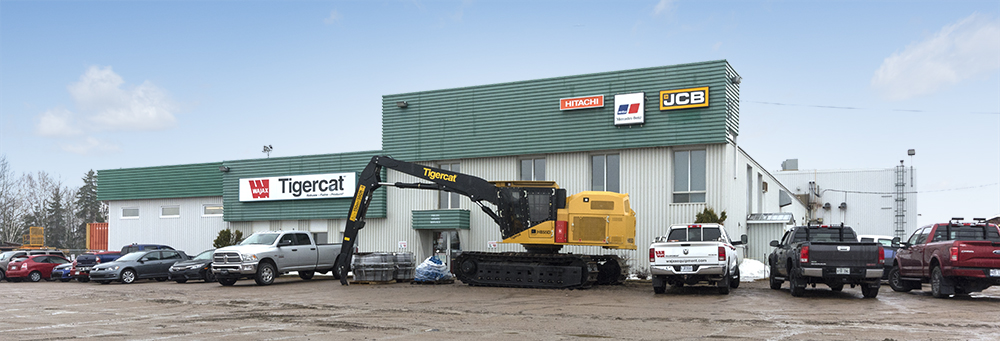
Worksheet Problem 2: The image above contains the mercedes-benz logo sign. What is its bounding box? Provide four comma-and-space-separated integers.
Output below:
683, 249, 689, 255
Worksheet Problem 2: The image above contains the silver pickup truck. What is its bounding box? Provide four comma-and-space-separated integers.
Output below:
211, 231, 343, 286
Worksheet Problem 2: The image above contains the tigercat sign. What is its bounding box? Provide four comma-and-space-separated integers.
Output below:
559, 95, 604, 110
239, 173, 357, 202
659, 86, 709, 110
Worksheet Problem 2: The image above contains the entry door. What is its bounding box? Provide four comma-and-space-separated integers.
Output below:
433, 230, 460, 268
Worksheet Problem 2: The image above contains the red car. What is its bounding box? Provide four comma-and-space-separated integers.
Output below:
6, 255, 70, 282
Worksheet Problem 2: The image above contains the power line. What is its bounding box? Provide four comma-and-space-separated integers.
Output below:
743, 100, 1000, 116
820, 183, 999, 195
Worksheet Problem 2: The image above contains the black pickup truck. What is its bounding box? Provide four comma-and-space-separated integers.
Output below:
768, 224, 885, 298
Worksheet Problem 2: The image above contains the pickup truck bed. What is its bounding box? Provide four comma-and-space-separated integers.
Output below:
768, 225, 884, 298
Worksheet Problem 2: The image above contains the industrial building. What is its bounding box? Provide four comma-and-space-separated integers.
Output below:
98, 60, 811, 272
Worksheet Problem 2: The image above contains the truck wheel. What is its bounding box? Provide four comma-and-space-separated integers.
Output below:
888, 266, 912, 292
931, 266, 951, 299
218, 278, 237, 286
768, 266, 782, 290
730, 266, 741, 289
652, 276, 666, 294
29, 271, 42, 282
861, 283, 879, 298
789, 270, 805, 297
717, 269, 731, 295
299, 271, 315, 280
255, 261, 276, 286
121, 269, 136, 284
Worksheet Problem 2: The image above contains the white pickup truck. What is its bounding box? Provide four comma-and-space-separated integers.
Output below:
649, 223, 747, 294
211, 231, 343, 286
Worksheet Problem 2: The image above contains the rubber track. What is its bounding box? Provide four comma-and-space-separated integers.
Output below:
453, 252, 601, 289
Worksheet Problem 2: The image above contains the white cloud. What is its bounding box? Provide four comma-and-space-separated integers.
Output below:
61, 137, 120, 155
324, 10, 341, 24
872, 14, 1000, 100
653, 0, 676, 16
68, 66, 176, 131
36, 108, 82, 137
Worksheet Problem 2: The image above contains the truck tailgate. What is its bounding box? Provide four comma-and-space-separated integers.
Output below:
808, 242, 881, 267
652, 242, 720, 267
954, 241, 1000, 268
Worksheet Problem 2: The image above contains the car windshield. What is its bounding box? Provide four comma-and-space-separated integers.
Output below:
193, 250, 214, 260
240, 233, 279, 245
116, 252, 145, 262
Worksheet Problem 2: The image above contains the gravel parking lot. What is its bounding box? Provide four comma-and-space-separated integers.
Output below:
2, 275, 999, 341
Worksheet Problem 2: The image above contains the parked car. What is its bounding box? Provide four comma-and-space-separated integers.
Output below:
120, 244, 174, 255
649, 223, 746, 295
6, 255, 70, 282
168, 249, 215, 283
859, 234, 898, 280
1, 250, 68, 281
51, 263, 74, 282
768, 224, 884, 298
889, 218, 1000, 298
89, 249, 189, 284
72, 251, 122, 282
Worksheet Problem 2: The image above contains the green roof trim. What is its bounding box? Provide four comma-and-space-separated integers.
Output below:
97, 162, 224, 201
221, 150, 386, 222
382, 60, 740, 161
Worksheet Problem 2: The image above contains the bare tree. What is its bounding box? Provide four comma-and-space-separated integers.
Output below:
18, 172, 58, 245
0, 155, 24, 244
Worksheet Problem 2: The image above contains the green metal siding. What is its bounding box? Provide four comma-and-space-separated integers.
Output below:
221, 151, 386, 222
383, 60, 740, 162
97, 162, 223, 201
411, 209, 470, 230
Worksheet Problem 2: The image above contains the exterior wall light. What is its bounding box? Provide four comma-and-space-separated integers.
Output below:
396, 101, 408, 108
219, 166, 230, 172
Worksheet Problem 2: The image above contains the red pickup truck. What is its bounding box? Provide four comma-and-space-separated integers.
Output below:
888, 218, 1000, 298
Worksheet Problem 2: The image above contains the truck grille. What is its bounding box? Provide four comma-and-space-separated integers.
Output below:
213, 252, 241, 264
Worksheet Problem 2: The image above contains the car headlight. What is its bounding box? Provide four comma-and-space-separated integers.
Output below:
242, 254, 258, 262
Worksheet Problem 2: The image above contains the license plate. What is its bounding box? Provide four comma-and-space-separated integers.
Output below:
680, 266, 693, 272
836, 268, 850, 275
221, 270, 229, 275
990, 269, 1000, 277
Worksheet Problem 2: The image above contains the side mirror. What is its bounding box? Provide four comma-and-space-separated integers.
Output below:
138, 259, 146, 264
769, 240, 780, 248
740, 234, 748, 245
891, 237, 901, 247
277, 240, 293, 247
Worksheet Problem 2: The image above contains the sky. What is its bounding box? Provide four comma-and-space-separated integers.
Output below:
1, 0, 998, 227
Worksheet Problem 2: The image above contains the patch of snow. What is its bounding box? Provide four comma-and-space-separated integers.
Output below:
739, 259, 768, 282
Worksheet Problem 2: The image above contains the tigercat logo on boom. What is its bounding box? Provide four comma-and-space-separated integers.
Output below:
248, 180, 270, 199
423, 168, 458, 182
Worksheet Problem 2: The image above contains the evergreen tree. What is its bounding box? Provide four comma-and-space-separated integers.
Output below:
694, 207, 727, 224
74, 170, 106, 249
45, 187, 68, 248
213, 229, 245, 248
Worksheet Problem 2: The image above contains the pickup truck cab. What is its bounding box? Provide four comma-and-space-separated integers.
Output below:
888, 218, 1000, 298
649, 224, 747, 295
768, 224, 884, 298
212, 231, 343, 286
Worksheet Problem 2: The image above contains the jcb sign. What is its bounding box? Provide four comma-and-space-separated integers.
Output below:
659, 86, 709, 111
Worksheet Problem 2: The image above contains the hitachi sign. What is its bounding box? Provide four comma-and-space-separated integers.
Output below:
239, 172, 357, 202
560, 95, 604, 110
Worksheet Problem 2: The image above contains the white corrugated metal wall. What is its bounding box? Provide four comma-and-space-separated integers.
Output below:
773, 168, 918, 237
108, 196, 225, 255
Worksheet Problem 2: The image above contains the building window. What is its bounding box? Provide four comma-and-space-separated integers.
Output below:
592, 154, 620, 192
313, 232, 328, 244
439, 163, 461, 209
673, 150, 706, 203
160, 206, 180, 218
122, 207, 139, 219
203, 204, 223, 217
520, 158, 546, 181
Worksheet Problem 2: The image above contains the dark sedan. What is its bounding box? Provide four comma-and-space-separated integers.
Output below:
89, 249, 188, 284
168, 249, 215, 283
